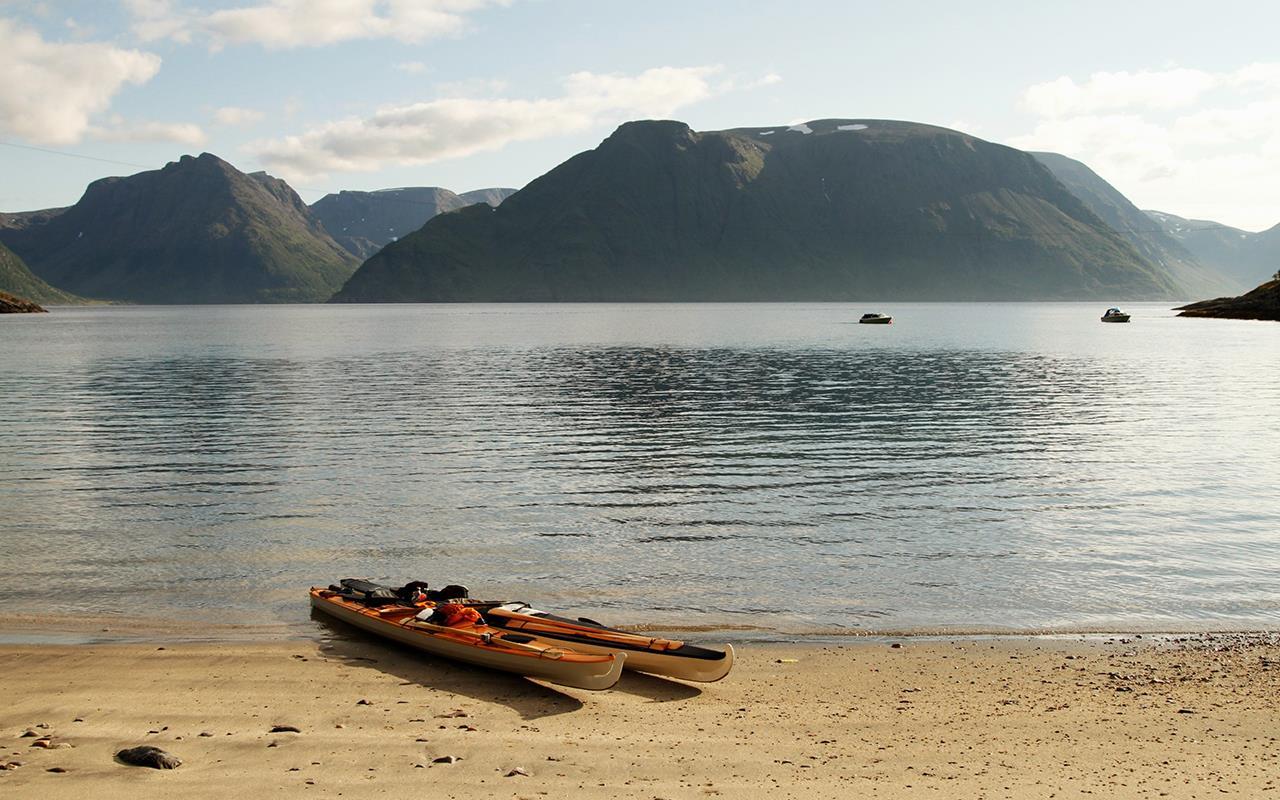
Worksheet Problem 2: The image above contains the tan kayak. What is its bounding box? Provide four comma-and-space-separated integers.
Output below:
309, 588, 625, 691
482, 602, 734, 682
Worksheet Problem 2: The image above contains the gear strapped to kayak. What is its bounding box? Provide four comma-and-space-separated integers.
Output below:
312, 577, 734, 683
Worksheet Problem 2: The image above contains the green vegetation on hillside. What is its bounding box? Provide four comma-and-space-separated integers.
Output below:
0, 240, 84, 305
1033, 152, 1238, 297
0, 154, 358, 304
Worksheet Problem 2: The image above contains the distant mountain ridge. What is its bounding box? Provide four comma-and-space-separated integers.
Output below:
310, 186, 517, 260
0, 153, 358, 304
334, 118, 1180, 302
1032, 153, 1239, 297
1145, 211, 1279, 290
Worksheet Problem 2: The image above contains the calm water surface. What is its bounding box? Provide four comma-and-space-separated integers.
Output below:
2, 303, 1278, 638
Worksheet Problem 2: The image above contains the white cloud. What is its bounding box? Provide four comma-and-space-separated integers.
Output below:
250, 65, 724, 181
124, 0, 193, 42
89, 118, 207, 145
747, 72, 782, 88
396, 61, 427, 74
1024, 68, 1219, 117
129, 0, 506, 49
214, 105, 265, 126
1009, 63, 1280, 230
0, 17, 161, 144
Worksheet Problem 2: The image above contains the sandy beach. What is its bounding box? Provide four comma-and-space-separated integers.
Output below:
3, 628, 1277, 799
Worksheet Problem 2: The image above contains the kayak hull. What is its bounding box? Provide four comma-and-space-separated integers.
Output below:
309, 589, 624, 691
484, 605, 734, 682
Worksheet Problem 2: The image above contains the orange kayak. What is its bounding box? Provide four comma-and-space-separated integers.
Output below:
309, 588, 625, 690
482, 602, 734, 682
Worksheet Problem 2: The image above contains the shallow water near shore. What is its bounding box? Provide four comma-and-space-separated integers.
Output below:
1, 302, 1278, 640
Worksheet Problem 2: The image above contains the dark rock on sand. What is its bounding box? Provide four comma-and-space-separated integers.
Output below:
269, 725, 301, 733
116, 745, 182, 769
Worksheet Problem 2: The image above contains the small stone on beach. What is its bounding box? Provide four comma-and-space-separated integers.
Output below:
270, 725, 302, 733
116, 746, 182, 769
432, 755, 461, 764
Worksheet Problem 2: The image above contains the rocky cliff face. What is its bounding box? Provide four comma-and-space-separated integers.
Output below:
0, 153, 358, 304
310, 186, 517, 260
334, 119, 1180, 302
1177, 278, 1280, 321
0, 289, 46, 313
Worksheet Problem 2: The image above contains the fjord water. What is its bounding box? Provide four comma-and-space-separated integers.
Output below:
2, 303, 1278, 638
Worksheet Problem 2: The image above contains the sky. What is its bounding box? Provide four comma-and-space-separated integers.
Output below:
1, 0, 1279, 231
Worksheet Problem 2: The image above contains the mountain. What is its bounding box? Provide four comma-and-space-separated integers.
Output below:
0, 153, 359, 304
310, 186, 517, 260
458, 188, 517, 207
1145, 211, 1279, 290
0, 240, 84, 305
1032, 153, 1239, 297
1176, 278, 1280, 321
333, 119, 1180, 303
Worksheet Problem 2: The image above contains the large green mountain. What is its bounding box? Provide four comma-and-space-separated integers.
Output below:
333, 119, 1180, 302
0, 240, 83, 305
1145, 211, 1279, 290
1032, 152, 1238, 297
0, 153, 359, 304
310, 186, 516, 260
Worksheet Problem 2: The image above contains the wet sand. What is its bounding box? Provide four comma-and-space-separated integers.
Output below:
3, 630, 1277, 799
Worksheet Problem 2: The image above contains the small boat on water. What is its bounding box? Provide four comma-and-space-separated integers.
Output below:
309, 584, 625, 690
1101, 307, 1131, 323
859, 312, 892, 324
483, 602, 734, 682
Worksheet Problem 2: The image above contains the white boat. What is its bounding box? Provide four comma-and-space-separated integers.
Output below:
859, 313, 892, 324
1101, 307, 1131, 323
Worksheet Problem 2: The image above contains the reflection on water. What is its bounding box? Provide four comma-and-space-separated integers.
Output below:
1, 303, 1278, 635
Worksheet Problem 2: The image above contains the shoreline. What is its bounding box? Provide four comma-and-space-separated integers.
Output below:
4, 629, 1278, 798
3, 610, 1278, 647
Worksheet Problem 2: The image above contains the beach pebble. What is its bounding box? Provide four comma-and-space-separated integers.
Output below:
356, 699, 372, 705
199, 731, 214, 737
432, 755, 461, 764
19, 730, 39, 738
30, 738, 55, 749
116, 746, 183, 769
47, 767, 68, 773
506, 767, 530, 777
439, 709, 469, 718
270, 725, 302, 733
